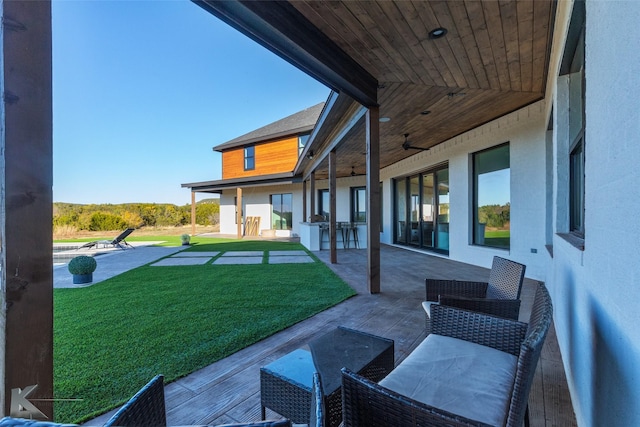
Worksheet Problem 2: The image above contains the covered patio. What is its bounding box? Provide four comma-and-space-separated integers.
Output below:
88, 245, 575, 426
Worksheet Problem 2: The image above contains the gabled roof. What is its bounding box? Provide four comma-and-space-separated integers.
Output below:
213, 102, 326, 152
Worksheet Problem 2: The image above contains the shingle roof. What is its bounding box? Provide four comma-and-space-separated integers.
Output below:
213, 102, 325, 152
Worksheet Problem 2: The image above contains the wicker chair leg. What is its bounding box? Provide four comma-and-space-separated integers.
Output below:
525, 404, 530, 427
261, 405, 266, 420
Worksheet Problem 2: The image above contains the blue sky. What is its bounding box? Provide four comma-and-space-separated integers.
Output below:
52, 0, 329, 205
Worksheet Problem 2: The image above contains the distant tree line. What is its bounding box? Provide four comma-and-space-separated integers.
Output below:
478, 203, 510, 229
53, 199, 220, 231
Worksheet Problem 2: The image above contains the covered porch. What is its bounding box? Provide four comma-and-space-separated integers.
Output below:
90, 245, 576, 426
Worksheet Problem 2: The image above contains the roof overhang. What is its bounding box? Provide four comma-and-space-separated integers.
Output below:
182, 172, 302, 193
193, 0, 378, 107
194, 1, 557, 180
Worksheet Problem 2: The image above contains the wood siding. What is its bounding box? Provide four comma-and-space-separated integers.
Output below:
222, 136, 299, 179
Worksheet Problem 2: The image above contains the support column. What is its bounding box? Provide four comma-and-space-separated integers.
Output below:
310, 171, 316, 220
1, 0, 53, 418
191, 192, 196, 235
302, 179, 307, 222
329, 150, 337, 264
366, 107, 381, 294
236, 187, 243, 239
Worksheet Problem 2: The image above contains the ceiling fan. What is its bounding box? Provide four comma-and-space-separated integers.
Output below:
402, 133, 430, 151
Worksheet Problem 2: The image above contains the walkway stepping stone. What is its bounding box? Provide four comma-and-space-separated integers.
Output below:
151, 257, 211, 266
172, 251, 220, 257
213, 256, 263, 265
222, 251, 264, 257
269, 250, 308, 256
269, 255, 315, 264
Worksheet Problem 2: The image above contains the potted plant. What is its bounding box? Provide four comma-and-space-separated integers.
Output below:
68, 255, 97, 284
181, 233, 191, 246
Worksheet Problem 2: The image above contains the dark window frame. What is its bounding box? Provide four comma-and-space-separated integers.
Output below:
318, 189, 329, 221
472, 142, 511, 250
244, 145, 255, 171
271, 193, 293, 230
350, 186, 366, 223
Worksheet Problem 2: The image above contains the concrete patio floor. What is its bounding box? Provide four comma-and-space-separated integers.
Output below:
82, 243, 576, 426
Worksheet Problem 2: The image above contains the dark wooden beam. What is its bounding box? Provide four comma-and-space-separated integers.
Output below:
236, 187, 243, 239
329, 150, 337, 264
302, 179, 307, 222
366, 107, 381, 294
1, 0, 53, 418
191, 192, 196, 235
310, 171, 316, 219
193, 0, 378, 107
302, 103, 367, 181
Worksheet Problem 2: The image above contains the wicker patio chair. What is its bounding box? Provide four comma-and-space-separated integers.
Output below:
309, 372, 325, 427
422, 256, 526, 323
104, 375, 166, 427
342, 282, 552, 427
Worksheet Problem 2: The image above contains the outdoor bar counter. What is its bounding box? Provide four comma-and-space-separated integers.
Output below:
299, 222, 367, 251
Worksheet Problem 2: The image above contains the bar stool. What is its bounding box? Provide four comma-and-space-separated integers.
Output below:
319, 223, 329, 250
346, 223, 360, 249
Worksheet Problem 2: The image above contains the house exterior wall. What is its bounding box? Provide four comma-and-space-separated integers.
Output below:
219, 183, 303, 236
380, 101, 550, 280
221, 136, 299, 179
546, 2, 640, 425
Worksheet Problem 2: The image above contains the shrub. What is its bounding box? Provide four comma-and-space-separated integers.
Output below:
68, 256, 97, 275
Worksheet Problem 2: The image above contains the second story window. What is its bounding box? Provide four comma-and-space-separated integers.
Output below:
244, 146, 255, 171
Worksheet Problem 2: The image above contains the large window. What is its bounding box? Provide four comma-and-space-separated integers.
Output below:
271, 193, 292, 230
394, 165, 449, 253
473, 143, 510, 249
318, 189, 329, 220
351, 187, 366, 223
244, 146, 255, 171
568, 23, 585, 237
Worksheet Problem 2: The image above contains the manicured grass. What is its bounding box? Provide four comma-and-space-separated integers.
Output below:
483, 230, 510, 249
53, 241, 355, 423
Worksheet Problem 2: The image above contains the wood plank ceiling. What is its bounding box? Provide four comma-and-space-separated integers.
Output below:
291, 0, 556, 179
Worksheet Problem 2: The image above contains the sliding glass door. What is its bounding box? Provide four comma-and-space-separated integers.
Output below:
394, 165, 449, 254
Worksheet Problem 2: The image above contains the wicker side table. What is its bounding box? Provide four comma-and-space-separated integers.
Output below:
260, 326, 394, 427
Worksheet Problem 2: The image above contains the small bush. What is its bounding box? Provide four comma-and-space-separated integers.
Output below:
68, 256, 97, 275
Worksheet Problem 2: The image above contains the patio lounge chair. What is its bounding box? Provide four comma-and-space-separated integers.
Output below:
422, 256, 526, 322
342, 282, 553, 427
79, 228, 135, 251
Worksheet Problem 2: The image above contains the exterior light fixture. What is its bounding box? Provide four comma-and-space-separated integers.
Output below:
306, 150, 314, 160
379, 117, 391, 123
420, 110, 431, 116
351, 166, 356, 177
428, 27, 448, 39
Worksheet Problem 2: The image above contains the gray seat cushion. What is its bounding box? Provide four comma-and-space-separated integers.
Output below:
379, 334, 517, 427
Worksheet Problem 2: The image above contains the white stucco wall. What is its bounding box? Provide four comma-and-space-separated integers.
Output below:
547, 2, 640, 425
381, 101, 551, 280
219, 183, 304, 237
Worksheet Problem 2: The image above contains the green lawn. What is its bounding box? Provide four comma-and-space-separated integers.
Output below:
54, 240, 355, 423
483, 230, 510, 249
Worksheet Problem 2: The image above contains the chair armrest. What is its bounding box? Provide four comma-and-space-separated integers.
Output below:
431, 304, 527, 356
425, 279, 488, 301
341, 368, 491, 427
437, 296, 521, 320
